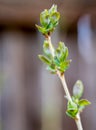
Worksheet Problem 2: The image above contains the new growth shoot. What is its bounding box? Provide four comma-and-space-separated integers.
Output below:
36, 4, 90, 130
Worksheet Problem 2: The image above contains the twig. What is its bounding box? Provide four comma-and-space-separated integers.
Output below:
47, 35, 83, 130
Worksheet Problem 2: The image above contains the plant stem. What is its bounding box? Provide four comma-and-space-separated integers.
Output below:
75, 113, 83, 130
46, 35, 83, 130
57, 71, 72, 102
58, 72, 83, 130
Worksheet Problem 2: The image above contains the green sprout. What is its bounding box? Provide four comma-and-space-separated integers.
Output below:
39, 41, 71, 74
66, 80, 90, 119
36, 5, 60, 37
36, 4, 91, 130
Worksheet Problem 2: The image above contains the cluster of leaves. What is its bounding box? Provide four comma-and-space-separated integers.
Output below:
66, 80, 91, 118
36, 4, 60, 36
39, 41, 71, 73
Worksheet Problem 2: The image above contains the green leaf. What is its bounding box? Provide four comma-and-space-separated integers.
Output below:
38, 55, 51, 65
53, 56, 60, 66
40, 10, 49, 27
46, 22, 54, 31
53, 43, 71, 73
55, 42, 69, 62
78, 105, 85, 112
67, 101, 77, 109
66, 101, 78, 118
50, 12, 60, 25
35, 25, 47, 34
36, 4, 60, 36
78, 99, 91, 106
47, 64, 56, 74
72, 96, 79, 104
43, 40, 52, 59
58, 42, 65, 50
58, 60, 70, 72
45, 22, 56, 34
66, 108, 78, 118
63, 47, 68, 60
73, 80, 84, 99
49, 4, 57, 14
60, 43, 68, 61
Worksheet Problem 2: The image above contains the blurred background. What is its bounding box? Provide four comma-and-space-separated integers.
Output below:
0, 0, 96, 130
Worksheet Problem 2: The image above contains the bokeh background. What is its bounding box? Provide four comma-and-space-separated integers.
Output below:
0, 0, 96, 130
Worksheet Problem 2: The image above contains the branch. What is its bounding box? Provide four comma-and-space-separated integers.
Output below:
47, 35, 83, 130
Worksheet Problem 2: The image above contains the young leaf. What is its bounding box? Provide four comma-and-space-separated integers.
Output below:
43, 40, 52, 59
47, 65, 56, 74
55, 42, 69, 62
35, 25, 47, 35
49, 4, 57, 14
63, 47, 68, 61
66, 108, 78, 118
72, 96, 79, 104
36, 4, 60, 36
58, 42, 65, 50
78, 99, 91, 106
53, 56, 60, 66
50, 12, 60, 25
67, 101, 77, 109
58, 60, 70, 72
40, 10, 49, 27
38, 55, 51, 65
66, 101, 78, 118
73, 80, 84, 99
